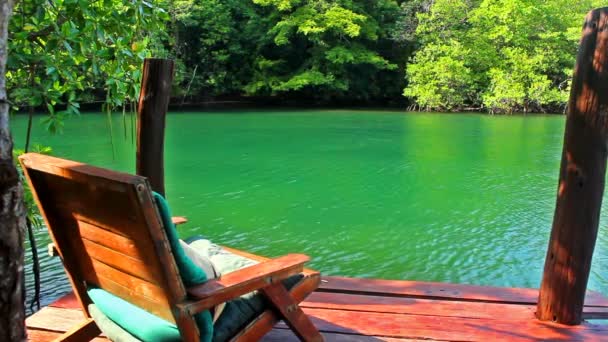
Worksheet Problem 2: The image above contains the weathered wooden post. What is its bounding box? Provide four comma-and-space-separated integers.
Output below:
136, 58, 174, 196
537, 8, 608, 325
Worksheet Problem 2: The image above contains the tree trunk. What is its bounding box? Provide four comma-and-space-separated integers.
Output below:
536, 8, 608, 325
0, 0, 26, 341
136, 58, 174, 196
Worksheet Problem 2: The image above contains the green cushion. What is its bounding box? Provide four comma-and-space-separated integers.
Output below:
187, 239, 258, 274
88, 303, 142, 342
87, 288, 180, 342
152, 192, 213, 342
152, 192, 208, 286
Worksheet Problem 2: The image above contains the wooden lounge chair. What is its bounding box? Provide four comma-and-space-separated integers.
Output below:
19, 153, 322, 342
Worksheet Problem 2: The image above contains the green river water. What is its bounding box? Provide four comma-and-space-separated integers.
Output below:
11, 110, 607, 313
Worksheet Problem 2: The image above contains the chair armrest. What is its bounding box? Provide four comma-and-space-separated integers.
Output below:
181, 253, 309, 315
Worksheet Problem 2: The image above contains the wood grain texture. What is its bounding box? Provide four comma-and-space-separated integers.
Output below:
582, 306, 608, 320
262, 329, 443, 342
319, 276, 608, 307
287, 307, 608, 341
48, 293, 80, 309
26, 307, 87, 332
83, 258, 168, 304
305, 291, 537, 320
52, 318, 101, 342
303, 291, 608, 321
232, 273, 321, 342
261, 283, 322, 342
185, 254, 308, 313
19, 153, 185, 324
20, 162, 94, 317
30, 278, 608, 342
80, 239, 158, 284
537, 7, 608, 325
223, 246, 319, 276
135, 181, 189, 305
136, 58, 174, 196
174, 306, 200, 342
20, 153, 138, 188
27, 329, 109, 342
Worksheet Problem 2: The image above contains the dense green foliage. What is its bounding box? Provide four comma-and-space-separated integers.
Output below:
8, 0, 168, 129
7, 0, 606, 112
8, 2, 170, 312
404, 0, 603, 113
171, 0, 407, 103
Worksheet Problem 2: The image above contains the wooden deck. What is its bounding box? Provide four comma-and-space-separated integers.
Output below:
26, 276, 608, 341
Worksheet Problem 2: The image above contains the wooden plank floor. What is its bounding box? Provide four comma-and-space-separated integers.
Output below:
26, 276, 608, 341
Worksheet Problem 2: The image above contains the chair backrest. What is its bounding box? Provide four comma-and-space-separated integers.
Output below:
19, 153, 186, 324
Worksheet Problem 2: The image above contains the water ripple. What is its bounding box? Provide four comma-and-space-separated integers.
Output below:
11, 112, 607, 315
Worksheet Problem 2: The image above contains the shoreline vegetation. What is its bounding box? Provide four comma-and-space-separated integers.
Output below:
7, 0, 601, 124
12, 106, 565, 117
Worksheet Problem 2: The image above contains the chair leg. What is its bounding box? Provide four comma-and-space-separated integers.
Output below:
55, 319, 101, 342
261, 283, 323, 342
175, 308, 200, 342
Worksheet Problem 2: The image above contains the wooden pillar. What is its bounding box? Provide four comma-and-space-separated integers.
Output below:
0, 1, 26, 340
537, 8, 608, 325
136, 58, 174, 196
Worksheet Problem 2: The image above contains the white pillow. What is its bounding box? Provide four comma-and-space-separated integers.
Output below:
179, 240, 226, 323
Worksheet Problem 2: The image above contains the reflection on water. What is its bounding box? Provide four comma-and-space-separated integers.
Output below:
24, 227, 70, 315
15, 111, 607, 315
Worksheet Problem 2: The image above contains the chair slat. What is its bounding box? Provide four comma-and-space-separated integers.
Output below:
19, 153, 187, 328
76, 220, 144, 261
86, 258, 167, 301
86, 271, 174, 322
80, 239, 159, 284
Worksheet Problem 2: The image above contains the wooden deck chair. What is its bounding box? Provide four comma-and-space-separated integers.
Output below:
19, 153, 322, 342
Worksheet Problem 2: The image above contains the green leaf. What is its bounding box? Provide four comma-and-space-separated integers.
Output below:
23, 24, 36, 32
46, 103, 55, 116
63, 41, 73, 53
